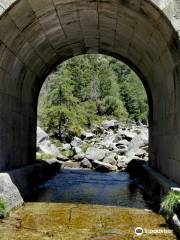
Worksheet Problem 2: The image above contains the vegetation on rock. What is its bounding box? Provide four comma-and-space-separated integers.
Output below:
160, 191, 180, 219
36, 152, 54, 161
0, 199, 6, 219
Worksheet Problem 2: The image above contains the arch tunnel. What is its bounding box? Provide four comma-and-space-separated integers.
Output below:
0, 0, 180, 184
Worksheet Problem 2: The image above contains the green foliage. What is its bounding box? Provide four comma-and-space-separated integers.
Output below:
38, 54, 148, 139
0, 199, 6, 218
119, 73, 148, 122
36, 152, 54, 160
61, 150, 74, 158
160, 191, 180, 219
98, 96, 128, 122
82, 143, 91, 153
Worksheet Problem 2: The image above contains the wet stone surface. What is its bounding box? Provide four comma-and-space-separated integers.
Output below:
0, 203, 176, 239
0, 169, 177, 239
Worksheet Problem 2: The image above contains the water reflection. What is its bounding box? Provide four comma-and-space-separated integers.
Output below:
30, 169, 160, 211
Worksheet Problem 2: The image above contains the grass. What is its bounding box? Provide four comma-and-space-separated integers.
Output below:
0, 199, 6, 218
160, 191, 180, 219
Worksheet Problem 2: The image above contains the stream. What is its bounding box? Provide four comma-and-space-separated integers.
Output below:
0, 169, 177, 239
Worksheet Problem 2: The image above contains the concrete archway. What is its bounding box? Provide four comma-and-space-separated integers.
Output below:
0, 0, 180, 184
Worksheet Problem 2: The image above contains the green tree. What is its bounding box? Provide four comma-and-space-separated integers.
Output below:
38, 54, 148, 140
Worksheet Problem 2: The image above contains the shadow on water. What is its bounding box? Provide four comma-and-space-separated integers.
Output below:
28, 169, 161, 212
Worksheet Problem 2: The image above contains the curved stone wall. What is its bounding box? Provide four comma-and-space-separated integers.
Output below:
0, 0, 180, 184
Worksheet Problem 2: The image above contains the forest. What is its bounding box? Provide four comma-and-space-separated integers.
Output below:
38, 54, 148, 141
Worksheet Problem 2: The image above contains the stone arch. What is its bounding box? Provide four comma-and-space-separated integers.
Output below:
0, 0, 180, 184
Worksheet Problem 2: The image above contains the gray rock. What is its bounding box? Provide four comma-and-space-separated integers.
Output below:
119, 130, 136, 141
171, 187, 180, 192
102, 120, 119, 130
98, 134, 117, 148
73, 146, 82, 155
116, 146, 128, 155
71, 137, 85, 148
126, 130, 148, 159
37, 126, 49, 144
117, 155, 128, 162
74, 153, 86, 161
38, 141, 60, 157
57, 154, 69, 162
86, 146, 107, 161
103, 153, 117, 166
0, 173, 23, 213
141, 145, 149, 152
81, 132, 95, 140
135, 149, 147, 158
109, 143, 119, 151
116, 139, 129, 147
80, 159, 92, 169
36, 127, 60, 157
61, 143, 71, 151
92, 160, 117, 172
111, 148, 121, 154
117, 156, 128, 170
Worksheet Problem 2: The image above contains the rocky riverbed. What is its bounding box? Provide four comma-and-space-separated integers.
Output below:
37, 120, 149, 172
2, 123, 175, 240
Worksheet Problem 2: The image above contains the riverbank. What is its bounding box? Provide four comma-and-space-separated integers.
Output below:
37, 120, 148, 172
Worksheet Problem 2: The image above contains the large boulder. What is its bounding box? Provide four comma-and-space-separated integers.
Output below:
73, 146, 83, 155
102, 120, 119, 130
103, 153, 117, 166
0, 173, 23, 214
108, 144, 119, 152
125, 128, 148, 161
81, 131, 95, 140
37, 126, 49, 144
117, 156, 129, 170
74, 153, 86, 161
116, 139, 129, 147
98, 133, 117, 148
86, 146, 107, 161
60, 143, 71, 151
38, 140, 59, 157
116, 146, 128, 155
71, 137, 85, 148
118, 129, 136, 141
57, 153, 69, 162
80, 159, 92, 169
92, 160, 117, 172
36, 127, 60, 157
71, 137, 85, 155
135, 149, 147, 159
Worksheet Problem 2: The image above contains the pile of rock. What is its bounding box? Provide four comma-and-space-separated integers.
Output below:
36, 120, 148, 172
36, 127, 60, 157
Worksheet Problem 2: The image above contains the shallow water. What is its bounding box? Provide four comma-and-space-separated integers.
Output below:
0, 169, 177, 239
30, 169, 160, 211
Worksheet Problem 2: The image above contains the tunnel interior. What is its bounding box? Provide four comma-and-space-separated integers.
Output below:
0, 0, 180, 183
